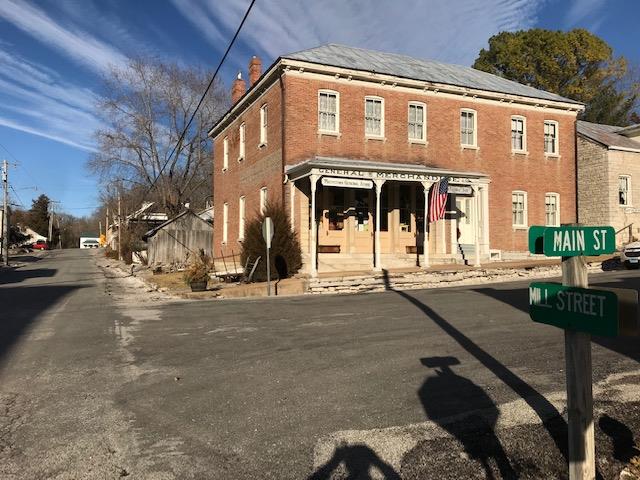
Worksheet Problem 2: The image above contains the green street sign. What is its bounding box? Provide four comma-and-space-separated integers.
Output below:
529, 282, 639, 337
528, 226, 615, 256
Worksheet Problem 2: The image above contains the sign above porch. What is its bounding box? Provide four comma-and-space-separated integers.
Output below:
321, 177, 374, 189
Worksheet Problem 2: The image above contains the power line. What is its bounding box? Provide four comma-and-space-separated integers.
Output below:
146, 0, 257, 198
9, 184, 26, 208
0, 139, 42, 193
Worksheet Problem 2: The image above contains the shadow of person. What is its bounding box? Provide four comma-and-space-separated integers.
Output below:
599, 415, 640, 462
419, 356, 517, 479
308, 443, 401, 480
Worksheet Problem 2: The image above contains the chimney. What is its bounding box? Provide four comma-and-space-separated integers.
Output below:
249, 55, 262, 87
231, 72, 246, 104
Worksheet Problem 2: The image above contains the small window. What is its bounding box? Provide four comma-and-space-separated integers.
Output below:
460, 109, 477, 147
239, 196, 246, 240
399, 185, 412, 232
545, 193, 560, 227
544, 121, 559, 155
223, 136, 229, 171
619, 176, 631, 206
260, 187, 268, 214
512, 191, 527, 228
238, 123, 245, 161
408, 102, 426, 142
318, 90, 339, 133
222, 202, 229, 243
511, 116, 526, 152
365, 96, 384, 137
260, 104, 268, 145
328, 189, 345, 231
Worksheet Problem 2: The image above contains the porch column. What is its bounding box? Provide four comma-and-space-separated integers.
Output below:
310, 174, 319, 277
290, 180, 296, 232
450, 195, 457, 257
421, 181, 434, 268
473, 184, 481, 267
374, 179, 385, 271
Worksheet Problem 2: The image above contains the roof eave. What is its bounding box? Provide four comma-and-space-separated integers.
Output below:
280, 57, 585, 112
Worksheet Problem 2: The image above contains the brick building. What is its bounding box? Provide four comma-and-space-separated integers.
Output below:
209, 44, 583, 276
577, 121, 640, 245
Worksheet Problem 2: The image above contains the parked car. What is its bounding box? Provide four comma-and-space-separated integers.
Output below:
32, 240, 49, 250
620, 241, 640, 268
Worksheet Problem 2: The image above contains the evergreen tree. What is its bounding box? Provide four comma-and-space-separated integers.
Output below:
28, 194, 51, 237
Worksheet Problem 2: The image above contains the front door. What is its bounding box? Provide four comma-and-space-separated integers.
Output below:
352, 189, 373, 254
455, 196, 475, 244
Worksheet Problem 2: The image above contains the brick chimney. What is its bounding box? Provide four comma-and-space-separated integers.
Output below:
231, 72, 246, 104
248, 55, 262, 87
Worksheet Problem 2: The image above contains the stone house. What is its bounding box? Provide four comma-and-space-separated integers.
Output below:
209, 44, 583, 276
577, 121, 640, 245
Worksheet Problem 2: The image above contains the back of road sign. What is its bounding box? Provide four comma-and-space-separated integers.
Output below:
262, 217, 274, 249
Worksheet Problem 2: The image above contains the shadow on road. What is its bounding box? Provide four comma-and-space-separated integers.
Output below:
0, 267, 57, 285
0, 285, 80, 365
474, 283, 640, 363
418, 356, 517, 479
599, 415, 640, 462
308, 443, 400, 480
379, 269, 580, 475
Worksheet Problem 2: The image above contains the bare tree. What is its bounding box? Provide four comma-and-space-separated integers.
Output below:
89, 58, 228, 215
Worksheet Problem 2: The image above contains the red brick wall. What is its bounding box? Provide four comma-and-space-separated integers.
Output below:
212, 82, 283, 260
282, 74, 577, 252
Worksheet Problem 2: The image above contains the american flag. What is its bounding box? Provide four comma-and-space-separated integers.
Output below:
429, 177, 449, 222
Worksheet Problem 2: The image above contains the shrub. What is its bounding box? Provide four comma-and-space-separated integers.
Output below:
240, 203, 302, 282
183, 249, 211, 284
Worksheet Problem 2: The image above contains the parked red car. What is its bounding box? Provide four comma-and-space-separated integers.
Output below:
31, 240, 49, 250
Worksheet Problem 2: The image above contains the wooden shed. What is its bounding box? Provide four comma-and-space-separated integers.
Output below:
144, 208, 213, 266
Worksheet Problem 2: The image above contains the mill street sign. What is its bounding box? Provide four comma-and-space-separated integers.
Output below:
528, 226, 615, 257
529, 282, 639, 337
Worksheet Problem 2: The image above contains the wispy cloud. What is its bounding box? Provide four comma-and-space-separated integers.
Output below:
564, 0, 607, 28
0, 49, 101, 151
176, 0, 545, 69
0, 0, 128, 74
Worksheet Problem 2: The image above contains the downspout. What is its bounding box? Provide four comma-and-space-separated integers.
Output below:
279, 68, 287, 206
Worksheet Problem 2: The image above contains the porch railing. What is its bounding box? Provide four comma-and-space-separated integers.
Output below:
615, 223, 634, 245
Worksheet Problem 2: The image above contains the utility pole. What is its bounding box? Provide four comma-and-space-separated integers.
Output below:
48, 203, 54, 246
117, 186, 122, 261
57, 217, 62, 250
2, 159, 9, 266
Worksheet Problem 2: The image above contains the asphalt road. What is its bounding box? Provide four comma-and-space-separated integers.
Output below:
1, 249, 639, 479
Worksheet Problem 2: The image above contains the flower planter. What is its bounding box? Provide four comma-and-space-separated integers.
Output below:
189, 280, 207, 292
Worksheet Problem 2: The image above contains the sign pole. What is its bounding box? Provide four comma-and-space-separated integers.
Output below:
262, 217, 274, 297
562, 254, 595, 479
266, 241, 271, 296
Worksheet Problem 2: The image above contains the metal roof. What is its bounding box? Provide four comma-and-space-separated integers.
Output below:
577, 121, 640, 152
284, 44, 582, 105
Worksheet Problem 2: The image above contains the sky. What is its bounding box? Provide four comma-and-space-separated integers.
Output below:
0, 0, 638, 217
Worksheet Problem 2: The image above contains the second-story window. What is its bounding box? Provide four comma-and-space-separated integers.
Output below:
619, 175, 631, 206
260, 186, 268, 214
460, 109, 477, 147
511, 116, 526, 152
223, 136, 229, 170
544, 121, 559, 155
260, 104, 268, 145
408, 102, 426, 142
365, 96, 384, 137
318, 90, 339, 133
238, 123, 245, 161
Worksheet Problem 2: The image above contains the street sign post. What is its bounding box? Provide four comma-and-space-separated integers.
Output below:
262, 217, 274, 296
528, 224, 637, 480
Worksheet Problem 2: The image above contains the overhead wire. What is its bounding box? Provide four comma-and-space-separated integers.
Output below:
145, 0, 257, 198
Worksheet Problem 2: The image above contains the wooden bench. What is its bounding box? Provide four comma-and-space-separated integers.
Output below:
318, 245, 341, 253
406, 246, 424, 254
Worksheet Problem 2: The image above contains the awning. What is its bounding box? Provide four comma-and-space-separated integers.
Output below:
285, 156, 489, 185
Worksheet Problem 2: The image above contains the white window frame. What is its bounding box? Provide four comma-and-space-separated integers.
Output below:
259, 104, 267, 146
238, 123, 245, 161
511, 190, 528, 229
222, 202, 229, 244
511, 115, 527, 153
364, 96, 385, 139
238, 196, 246, 241
260, 186, 268, 215
545, 192, 560, 227
619, 175, 631, 206
318, 90, 339, 135
408, 101, 427, 143
460, 108, 477, 148
544, 120, 559, 156
222, 136, 229, 171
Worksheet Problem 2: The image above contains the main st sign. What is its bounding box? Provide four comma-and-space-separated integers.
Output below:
529, 226, 615, 256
